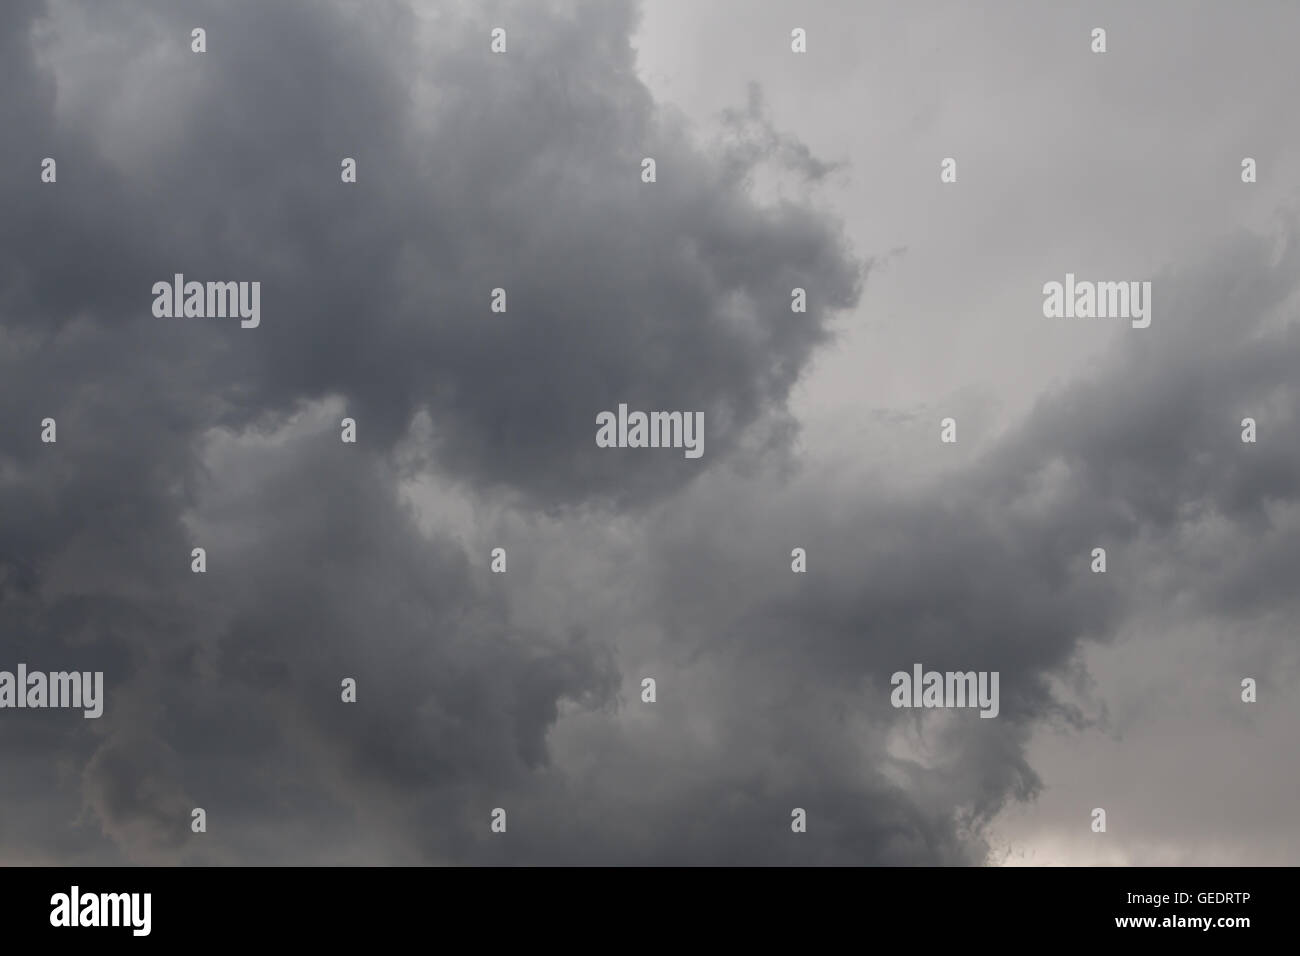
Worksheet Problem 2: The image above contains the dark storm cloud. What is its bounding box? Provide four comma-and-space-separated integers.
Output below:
2, 0, 1295, 867
0, 0, 862, 863
4, 0, 864, 508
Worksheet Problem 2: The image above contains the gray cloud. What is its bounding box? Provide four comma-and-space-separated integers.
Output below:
0, 0, 862, 863
1, 0, 1297, 866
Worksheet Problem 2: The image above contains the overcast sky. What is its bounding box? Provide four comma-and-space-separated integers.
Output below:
0, 0, 1296, 864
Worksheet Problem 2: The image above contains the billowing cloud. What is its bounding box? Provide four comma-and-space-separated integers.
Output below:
0, 0, 1296, 866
